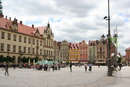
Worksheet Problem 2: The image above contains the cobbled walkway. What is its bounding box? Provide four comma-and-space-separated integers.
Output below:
0, 66, 129, 87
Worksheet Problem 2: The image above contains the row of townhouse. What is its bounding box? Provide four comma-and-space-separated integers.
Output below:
54, 36, 116, 65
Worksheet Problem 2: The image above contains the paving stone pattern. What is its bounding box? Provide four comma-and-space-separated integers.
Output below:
0, 66, 129, 87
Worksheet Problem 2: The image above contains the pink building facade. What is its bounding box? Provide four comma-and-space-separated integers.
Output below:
79, 40, 88, 63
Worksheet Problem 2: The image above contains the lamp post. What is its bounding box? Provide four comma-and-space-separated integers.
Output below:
104, 0, 112, 76
43, 54, 47, 60
18, 50, 24, 67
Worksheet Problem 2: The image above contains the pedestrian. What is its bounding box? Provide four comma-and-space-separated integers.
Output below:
113, 64, 117, 71
52, 63, 55, 71
84, 63, 87, 72
88, 63, 92, 72
58, 63, 61, 70
13, 63, 16, 69
98, 64, 100, 68
4, 62, 9, 75
70, 62, 73, 72
119, 63, 122, 71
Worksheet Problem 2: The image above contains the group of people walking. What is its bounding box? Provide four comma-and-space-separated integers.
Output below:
84, 63, 93, 72
69, 62, 93, 72
35, 63, 61, 71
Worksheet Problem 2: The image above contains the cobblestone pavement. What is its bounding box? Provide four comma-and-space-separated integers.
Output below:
0, 66, 129, 87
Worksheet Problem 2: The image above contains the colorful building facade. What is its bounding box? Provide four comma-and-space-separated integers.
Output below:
79, 40, 88, 63
69, 43, 80, 63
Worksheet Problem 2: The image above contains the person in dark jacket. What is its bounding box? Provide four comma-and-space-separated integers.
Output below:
70, 62, 73, 72
4, 62, 9, 75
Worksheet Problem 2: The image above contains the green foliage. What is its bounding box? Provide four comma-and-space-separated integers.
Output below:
0, 55, 15, 62
21, 56, 28, 63
0, 55, 4, 62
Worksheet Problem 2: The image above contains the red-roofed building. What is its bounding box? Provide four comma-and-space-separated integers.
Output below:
0, 1, 54, 65
125, 47, 130, 64
69, 43, 80, 63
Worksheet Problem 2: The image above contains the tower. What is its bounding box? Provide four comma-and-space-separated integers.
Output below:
0, 0, 3, 17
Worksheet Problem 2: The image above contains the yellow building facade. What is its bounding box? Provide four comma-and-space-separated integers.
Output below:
69, 43, 80, 63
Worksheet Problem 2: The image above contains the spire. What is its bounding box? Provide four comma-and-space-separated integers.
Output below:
114, 26, 118, 37
101, 34, 105, 41
0, 0, 3, 17
47, 21, 50, 28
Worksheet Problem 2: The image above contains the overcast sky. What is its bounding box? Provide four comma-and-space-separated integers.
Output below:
1, 0, 130, 55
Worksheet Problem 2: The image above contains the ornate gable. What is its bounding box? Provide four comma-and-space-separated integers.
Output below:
34, 29, 40, 37
11, 18, 18, 31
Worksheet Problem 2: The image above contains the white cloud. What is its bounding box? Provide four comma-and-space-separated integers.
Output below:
2, 0, 130, 55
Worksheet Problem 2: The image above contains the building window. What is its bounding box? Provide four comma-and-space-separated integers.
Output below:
28, 47, 30, 54
18, 46, 21, 52
13, 45, 16, 52
23, 47, 26, 53
24, 37, 26, 43
7, 44, 10, 51
7, 33, 11, 40
37, 40, 39, 45
19, 36, 22, 42
33, 39, 35, 44
40, 49, 42, 55
14, 34, 16, 41
1, 32, 5, 39
33, 48, 35, 54
40, 41, 42, 46
28, 38, 31, 44
1, 43, 4, 51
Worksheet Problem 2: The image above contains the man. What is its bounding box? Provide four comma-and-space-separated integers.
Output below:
70, 62, 73, 72
119, 63, 122, 71
4, 62, 9, 75
84, 63, 87, 72
88, 63, 92, 72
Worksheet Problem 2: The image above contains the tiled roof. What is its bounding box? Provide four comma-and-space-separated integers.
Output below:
0, 17, 35, 36
69, 43, 79, 49
126, 47, 130, 51
0, 16, 46, 38
36, 26, 46, 35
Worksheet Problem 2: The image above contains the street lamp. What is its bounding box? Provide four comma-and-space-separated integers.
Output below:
43, 54, 47, 60
18, 50, 24, 67
104, 0, 112, 76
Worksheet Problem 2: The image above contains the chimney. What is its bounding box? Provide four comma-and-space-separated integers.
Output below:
9, 17, 11, 20
32, 24, 34, 28
20, 21, 22, 24
0, 13, 3, 17
5, 16, 7, 19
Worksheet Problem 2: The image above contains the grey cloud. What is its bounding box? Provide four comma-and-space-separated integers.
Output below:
3, 0, 63, 16
54, 0, 98, 17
